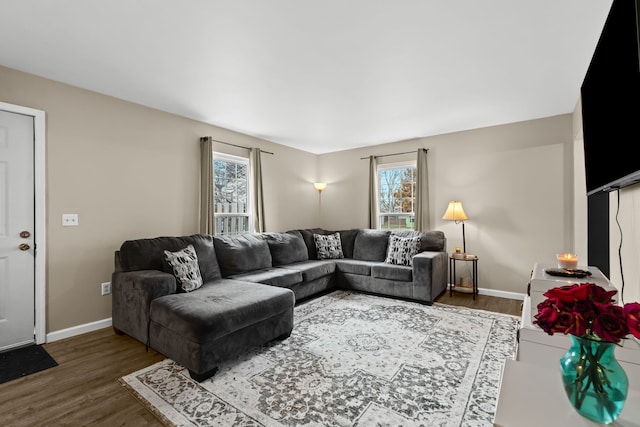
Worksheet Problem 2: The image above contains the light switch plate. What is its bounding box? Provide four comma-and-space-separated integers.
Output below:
62, 213, 78, 226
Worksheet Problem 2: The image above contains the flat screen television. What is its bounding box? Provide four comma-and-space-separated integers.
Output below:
581, 0, 640, 196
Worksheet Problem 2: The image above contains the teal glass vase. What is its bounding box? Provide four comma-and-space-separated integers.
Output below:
560, 334, 629, 424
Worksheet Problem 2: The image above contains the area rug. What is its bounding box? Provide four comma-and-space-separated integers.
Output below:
0, 344, 58, 384
120, 291, 519, 426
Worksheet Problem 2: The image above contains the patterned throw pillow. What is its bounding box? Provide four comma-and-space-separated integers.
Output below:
163, 244, 203, 292
385, 235, 421, 266
313, 232, 344, 259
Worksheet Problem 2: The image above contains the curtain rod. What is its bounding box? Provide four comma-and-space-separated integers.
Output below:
202, 137, 274, 155
359, 148, 426, 160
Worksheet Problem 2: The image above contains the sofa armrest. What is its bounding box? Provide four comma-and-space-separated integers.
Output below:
412, 251, 448, 303
112, 270, 177, 345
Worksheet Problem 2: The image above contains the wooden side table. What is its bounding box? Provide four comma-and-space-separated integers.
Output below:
448, 255, 478, 299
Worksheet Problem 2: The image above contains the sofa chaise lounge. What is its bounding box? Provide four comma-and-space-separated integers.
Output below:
112, 228, 447, 381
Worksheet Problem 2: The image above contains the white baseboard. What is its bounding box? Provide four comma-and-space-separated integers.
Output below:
47, 318, 112, 343
478, 287, 526, 300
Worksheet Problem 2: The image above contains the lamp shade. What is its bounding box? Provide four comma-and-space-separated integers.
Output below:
442, 201, 468, 222
314, 182, 327, 192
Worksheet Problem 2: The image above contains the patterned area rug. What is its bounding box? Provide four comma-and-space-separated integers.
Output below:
120, 291, 519, 426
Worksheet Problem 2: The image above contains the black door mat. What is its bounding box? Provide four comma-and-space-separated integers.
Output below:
0, 344, 58, 384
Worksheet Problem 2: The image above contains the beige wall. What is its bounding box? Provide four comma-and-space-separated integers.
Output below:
609, 188, 640, 304
318, 116, 577, 295
5, 63, 635, 335
0, 65, 319, 333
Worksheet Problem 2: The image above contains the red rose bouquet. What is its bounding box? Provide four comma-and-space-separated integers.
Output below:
534, 282, 640, 342
534, 282, 640, 423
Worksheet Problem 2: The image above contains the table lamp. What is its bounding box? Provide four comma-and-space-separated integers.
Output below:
442, 201, 469, 253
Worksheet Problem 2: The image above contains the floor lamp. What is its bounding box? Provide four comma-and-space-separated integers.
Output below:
442, 201, 469, 253
314, 182, 327, 223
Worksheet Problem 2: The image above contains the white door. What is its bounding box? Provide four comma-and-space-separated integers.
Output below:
0, 109, 35, 351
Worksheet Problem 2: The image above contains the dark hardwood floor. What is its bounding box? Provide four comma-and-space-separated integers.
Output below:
0, 292, 522, 426
434, 291, 523, 317
0, 329, 166, 427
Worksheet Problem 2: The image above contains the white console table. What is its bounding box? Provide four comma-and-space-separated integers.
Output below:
517, 263, 640, 380
494, 263, 640, 426
494, 360, 640, 426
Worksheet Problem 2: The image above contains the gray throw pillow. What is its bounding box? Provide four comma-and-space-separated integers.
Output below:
385, 235, 421, 266
163, 244, 203, 292
313, 232, 344, 259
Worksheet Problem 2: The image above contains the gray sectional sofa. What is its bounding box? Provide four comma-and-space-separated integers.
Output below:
112, 228, 447, 381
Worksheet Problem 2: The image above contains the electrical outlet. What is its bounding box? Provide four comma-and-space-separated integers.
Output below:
62, 213, 79, 226
101, 282, 111, 296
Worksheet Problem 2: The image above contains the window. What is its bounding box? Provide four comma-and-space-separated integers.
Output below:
378, 161, 416, 230
213, 152, 251, 235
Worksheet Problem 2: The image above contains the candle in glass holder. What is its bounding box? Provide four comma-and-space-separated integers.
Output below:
557, 253, 578, 270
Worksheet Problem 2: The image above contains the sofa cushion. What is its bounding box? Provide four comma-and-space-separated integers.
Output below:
391, 230, 446, 252
334, 259, 373, 276
163, 244, 203, 292
149, 279, 294, 344
213, 234, 272, 277
353, 229, 391, 262
118, 234, 221, 282
280, 260, 336, 282
371, 263, 413, 281
314, 232, 345, 259
263, 231, 309, 266
228, 267, 302, 288
385, 235, 421, 266
338, 229, 359, 259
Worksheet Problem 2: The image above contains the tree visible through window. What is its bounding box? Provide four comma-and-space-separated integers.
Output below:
213, 153, 251, 235
378, 162, 416, 230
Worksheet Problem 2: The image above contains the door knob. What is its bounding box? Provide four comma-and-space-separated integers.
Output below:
20, 231, 31, 238
19, 243, 30, 251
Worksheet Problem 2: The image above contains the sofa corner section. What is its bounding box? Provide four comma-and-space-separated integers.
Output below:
111, 269, 177, 343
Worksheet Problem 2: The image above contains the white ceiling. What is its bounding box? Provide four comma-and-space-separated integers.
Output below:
1, 1, 613, 154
